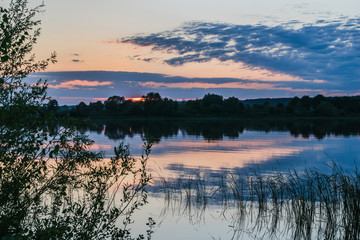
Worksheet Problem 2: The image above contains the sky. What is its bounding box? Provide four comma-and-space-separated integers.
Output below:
9, 0, 360, 104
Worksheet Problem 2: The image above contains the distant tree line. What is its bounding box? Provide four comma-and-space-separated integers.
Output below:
48, 93, 360, 118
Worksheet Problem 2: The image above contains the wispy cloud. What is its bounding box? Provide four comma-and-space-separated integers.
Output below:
120, 19, 360, 87
70, 53, 84, 63
48, 80, 113, 89
136, 81, 318, 92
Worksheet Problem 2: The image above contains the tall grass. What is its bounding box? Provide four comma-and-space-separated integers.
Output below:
155, 163, 360, 239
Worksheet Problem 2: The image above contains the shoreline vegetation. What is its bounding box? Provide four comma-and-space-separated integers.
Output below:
77, 115, 360, 121
0, 1, 154, 239
49, 93, 360, 119
154, 162, 360, 239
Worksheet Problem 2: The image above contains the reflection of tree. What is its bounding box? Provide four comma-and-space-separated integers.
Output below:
89, 119, 360, 142
0, 1, 153, 239
102, 120, 180, 143
104, 121, 130, 140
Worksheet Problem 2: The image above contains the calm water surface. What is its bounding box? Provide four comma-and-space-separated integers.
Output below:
83, 119, 360, 239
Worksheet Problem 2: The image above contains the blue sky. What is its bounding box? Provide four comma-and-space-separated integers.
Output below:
10, 0, 360, 104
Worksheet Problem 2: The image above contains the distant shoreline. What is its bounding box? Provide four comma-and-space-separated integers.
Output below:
77, 115, 360, 121
48, 93, 360, 119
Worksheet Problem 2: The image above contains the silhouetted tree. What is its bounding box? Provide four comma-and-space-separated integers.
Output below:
73, 101, 88, 116
312, 94, 325, 108
300, 95, 311, 111
143, 92, 161, 101
46, 99, 59, 113
88, 100, 104, 115
224, 96, 241, 116
104, 96, 125, 116
289, 96, 300, 107
60, 92, 360, 118
275, 103, 285, 114
143, 92, 162, 116
183, 99, 202, 116
314, 101, 337, 116
0, 2, 154, 238
202, 93, 223, 115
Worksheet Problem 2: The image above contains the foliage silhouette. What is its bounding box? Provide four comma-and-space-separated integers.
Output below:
0, 1, 153, 239
68, 93, 360, 118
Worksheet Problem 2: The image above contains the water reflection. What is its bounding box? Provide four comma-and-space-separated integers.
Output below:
84, 120, 360, 177
80, 119, 360, 183
150, 164, 360, 239
82, 119, 360, 239
81, 119, 360, 142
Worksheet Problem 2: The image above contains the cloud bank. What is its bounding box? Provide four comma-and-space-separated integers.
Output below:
121, 19, 360, 87
29, 71, 347, 105
49, 80, 113, 89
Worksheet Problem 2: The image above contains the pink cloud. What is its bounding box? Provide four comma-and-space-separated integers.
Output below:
48, 80, 113, 89
136, 81, 318, 92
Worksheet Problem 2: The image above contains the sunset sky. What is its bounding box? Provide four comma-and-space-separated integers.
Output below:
18, 0, 360, 104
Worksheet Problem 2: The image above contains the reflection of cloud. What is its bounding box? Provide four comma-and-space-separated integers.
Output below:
49, 80, 112, 89
156, 139, 286, 149
149, 147, 305, 178
121, 19, 360, 88
89, 143, 113, 151
147, 138, 303, 174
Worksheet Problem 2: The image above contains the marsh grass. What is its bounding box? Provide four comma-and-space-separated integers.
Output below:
155, 162, 360, 239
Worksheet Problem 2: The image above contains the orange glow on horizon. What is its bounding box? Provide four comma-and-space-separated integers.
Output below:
126, 97, 145, 102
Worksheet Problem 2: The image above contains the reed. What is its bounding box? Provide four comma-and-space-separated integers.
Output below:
156, 162, 360, 239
